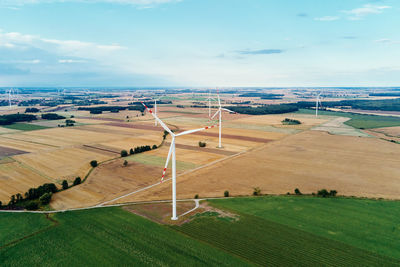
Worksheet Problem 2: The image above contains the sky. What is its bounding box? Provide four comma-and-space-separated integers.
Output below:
0, 0, 399, 87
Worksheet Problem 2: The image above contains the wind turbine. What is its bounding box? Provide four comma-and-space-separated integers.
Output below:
154, 99, 158, 126
141, 102, 218, 220
210, 94, 236, 148
315, 92, 322, 117
205, 89, 215, 118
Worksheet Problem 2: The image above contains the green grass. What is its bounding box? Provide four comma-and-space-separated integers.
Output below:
173, 196, 400, 266
0, 207, 250, 266
0, 213, 53, 246
1, 123, 50, 131
297, 108, 400, 129
127, 153, 198, 171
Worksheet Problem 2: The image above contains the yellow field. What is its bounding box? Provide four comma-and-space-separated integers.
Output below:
114, 130, 400, 203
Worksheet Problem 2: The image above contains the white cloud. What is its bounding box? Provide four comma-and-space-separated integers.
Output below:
374, 39, 400, 44
1, 0, 181, 7
58, 59, 87, 63
343, 4, 391, 20
314, 16, 339, 21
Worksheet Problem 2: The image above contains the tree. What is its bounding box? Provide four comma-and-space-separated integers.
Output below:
129, 148, 134, 155
62, 180, 69, 190
123, 160, 128, 167
39, 192, 52, 205
163, 130, 169, 140
329, 190, 338, 197
121, 150, 128, 157
224, 190, 229, 197
294, 188, 302, 195
90, 160, 98, 167
0, 201, 2, 207
9, 195, 16, 205
25, 201, 39, 210
253, 187, 261, 196
317, 189, 329, 198
198, 141, 206, 147
152, 145, 157, 150
194, 194, 199, 199
16, 193, 23, 203
73, 177, 82, 186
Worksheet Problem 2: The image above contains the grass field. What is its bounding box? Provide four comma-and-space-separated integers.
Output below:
0, 208, 249, 266
297, 109, 400, 129
126, 153, 198, 171
2, 123, 50, 131
174, 196, 400, 266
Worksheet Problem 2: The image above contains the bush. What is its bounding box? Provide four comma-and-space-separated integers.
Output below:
253, 187, 261, 196
152, 145, 157, 150
224, 190, 229, 197
73, 177, 82, 186
39, 192, 52, 205
129, 148, 134, 155
25, 201, 39, 210
294, 188, 302, 195
194, 194, 199, 199
198, 141, 206, 147
123, 160, 128, 167
317, 189, 329, 198
62, 180, 68, 190
163, 130, 169, 140
121, 150, 128, 157
90, 160, 98, 167
329, 190, 338, 197
282, 118, 301, 125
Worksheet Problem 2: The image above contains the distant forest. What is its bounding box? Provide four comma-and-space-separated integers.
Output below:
0, 114, 37, 125
238, 93, 284, 99
228, 104, 298, 115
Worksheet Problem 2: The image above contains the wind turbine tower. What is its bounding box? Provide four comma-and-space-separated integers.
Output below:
211, 94, 236, 148
315, 92, 322, 117
141, 102, 217, 220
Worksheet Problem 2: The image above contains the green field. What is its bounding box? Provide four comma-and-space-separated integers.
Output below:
174, 196, 400, 266
126, 153, 198, 171
297, 109, 400, 129
1, 208, 249, 266
1, 123, 50, 131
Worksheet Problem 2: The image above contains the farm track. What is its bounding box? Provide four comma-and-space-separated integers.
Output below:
81, 144, 120, 155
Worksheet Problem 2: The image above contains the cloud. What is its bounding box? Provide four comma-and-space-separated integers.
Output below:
58, 59, 87, 63
343, 4, 391, 20
342, 36, 358, 40
297, 13, 308, 17
314, 16, 339, 21
374, 38, 400, 44
238, 49, 284, 55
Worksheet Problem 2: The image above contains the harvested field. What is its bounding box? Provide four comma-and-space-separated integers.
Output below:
0, 162, 52, 203
0, 146, 28, 158
116, 130, 400, 203
50, 160, 163, 209
164, 142, 236, 156
14, 147, 110, 183
371, 126, 400, 137
312, 117, 371, 137
0, 137, 55, 152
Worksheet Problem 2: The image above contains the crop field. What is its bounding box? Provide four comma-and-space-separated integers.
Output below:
174, 196, 400, 265
297, 109, 400, 129
1, 123, 50, 131
371, 126, 400, 137
0, 161, 52, 202
312, 117, 371, 137
0, 207, 249, 266
120, 130, 400, 203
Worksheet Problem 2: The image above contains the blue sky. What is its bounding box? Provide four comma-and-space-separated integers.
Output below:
0, 0, 399, 87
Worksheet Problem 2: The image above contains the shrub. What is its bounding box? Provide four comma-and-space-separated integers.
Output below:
121, 150, 128, 157
163, 130, 169, 140
317, 189, 329, 198
194, 194, 199, 199
73, 177, 82, 186
329, 190, 338, 197
152, 145, 157, 150
282, 118, 301, 125
25, 201, 39, 210
123, 160, 128, 167
224, 190, 229, 197
0, 201, 2, 207
198, 141, 206, 147
90, 160, 98, 167
294, 188, 302, 195
39, 192, 52, 205
129, 148, 134, 155
62, 180, 68, 190
253, 187, 261, 196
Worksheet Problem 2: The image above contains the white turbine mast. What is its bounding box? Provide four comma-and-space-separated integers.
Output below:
315, 92, 322, 117
205, 89, 215, 118
154, 98, 159, 126
141, 102, 218, 220
210, 94, 236, 148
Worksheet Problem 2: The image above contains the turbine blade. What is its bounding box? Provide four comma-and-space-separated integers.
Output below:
141, 102, 173, 135
221, 108, 236, 113
176, 123, 218, 136
217, 94, 221, 107
210, 109, 220, 120
161, 138, 175, 181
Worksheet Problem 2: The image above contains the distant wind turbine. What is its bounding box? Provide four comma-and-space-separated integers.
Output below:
315, 92, 322, 117
210, 94, 236, 148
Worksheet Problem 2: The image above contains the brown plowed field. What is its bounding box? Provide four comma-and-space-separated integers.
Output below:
0, 146, 28, 157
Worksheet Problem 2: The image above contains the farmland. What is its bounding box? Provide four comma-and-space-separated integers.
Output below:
1, 123, 50, 131
0, 207, 250, 266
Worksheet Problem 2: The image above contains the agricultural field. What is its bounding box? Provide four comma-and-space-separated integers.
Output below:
1, 123, 50, 131
0, 207, 249, 266
119, 130, 400, 203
